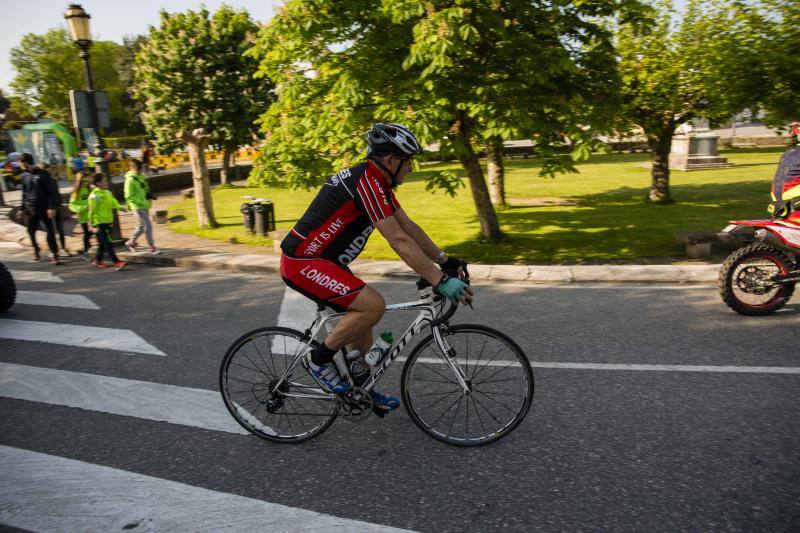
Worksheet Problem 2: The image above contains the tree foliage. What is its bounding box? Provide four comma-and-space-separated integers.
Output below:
250, 0, 648, 241
133, 6, 272, 156
9, 28, 140, 133
616, 0, 759, 203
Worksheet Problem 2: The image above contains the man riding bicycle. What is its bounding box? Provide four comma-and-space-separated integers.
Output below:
280, 123, 473, 414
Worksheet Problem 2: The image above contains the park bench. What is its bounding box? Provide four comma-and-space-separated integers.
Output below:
678, 231, 718, 259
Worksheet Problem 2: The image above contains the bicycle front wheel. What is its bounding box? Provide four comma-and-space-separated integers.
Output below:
219, 326, 337, 444
401, 324, 534, 446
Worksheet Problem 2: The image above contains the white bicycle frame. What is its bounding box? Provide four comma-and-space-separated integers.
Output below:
272, 286, 471, 400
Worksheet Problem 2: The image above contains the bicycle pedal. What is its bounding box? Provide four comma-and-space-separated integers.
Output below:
372, 407, 387, 419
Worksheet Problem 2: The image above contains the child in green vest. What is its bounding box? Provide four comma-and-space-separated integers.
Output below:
87, 173, 126, 270
68, 171, 92, 255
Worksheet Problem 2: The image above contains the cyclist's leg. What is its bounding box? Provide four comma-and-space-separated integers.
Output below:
324, 285, 384, 353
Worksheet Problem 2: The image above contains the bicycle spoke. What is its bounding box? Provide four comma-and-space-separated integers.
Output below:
431, 394, 465, 425
448, 395, 464, 434
412, 376, 460, 385
252, 341, 277, 379
418, 361, 460, 386
422, 387, 462, 411
415, 389, 462, 398
470, 395, 488, 434
473, 363, 521, 387
473, 376, 526, 386
471, 393, 504, 426
240, 350, 274, 380
471, 346, 508, 382
468, 338, 490, 381
229, 360, 267, 376
474, 389, 519, 413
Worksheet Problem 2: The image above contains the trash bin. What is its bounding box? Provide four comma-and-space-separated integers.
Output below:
241, 202, 255, 234
252, 200, 276, 236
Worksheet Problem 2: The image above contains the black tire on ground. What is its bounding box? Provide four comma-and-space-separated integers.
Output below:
219, 326, 337, 444
0, 262, 16, 313
718, 243, 795, 316
401, 324, 534, 447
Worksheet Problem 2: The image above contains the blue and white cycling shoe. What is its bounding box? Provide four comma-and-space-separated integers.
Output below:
305, 353, 349, 394
370, 390, 400, 412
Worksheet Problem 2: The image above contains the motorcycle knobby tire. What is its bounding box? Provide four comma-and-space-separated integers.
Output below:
719, 243, 795, 316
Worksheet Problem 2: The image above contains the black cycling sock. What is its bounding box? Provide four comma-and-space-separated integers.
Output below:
311, 341, 337, 366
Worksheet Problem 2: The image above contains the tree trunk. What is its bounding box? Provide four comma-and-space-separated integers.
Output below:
220, 147, 233, 185
178, 129, 217, 228
453, 115, 503, 241
486, 136, 506, 207
647, 132, 674, 204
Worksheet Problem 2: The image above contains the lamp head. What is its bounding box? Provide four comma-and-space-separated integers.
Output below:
64, 4, 92, 44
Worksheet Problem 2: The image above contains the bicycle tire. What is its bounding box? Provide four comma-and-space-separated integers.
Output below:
219, 326, 337, 444
401, 324, 534, 446
718, 243, 795, 316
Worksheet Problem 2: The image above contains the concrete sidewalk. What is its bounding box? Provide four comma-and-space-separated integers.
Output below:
0, 185, 721, 283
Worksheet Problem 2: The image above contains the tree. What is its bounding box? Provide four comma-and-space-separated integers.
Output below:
9, 28, 141, 134
0, 89, 9, 116
250, 0, 646, 241
617, 0, 759, 203
134, 5, 272, 197
743, 0, 800, 125
177, 128, 216, 228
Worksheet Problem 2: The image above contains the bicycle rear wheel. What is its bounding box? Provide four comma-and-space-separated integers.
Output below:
219, 326, 337, 443
401, 324, 533, 446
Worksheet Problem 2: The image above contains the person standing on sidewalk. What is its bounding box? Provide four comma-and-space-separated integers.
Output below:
68, 171, 92, 256
87, 173, 126, 270
123, 159, 160, 254
20, 153, 60, 264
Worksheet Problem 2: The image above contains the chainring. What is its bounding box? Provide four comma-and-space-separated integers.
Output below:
337, 387, 373, 423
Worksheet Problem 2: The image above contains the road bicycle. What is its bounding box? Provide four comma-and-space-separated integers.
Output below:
219, 270, 534, 446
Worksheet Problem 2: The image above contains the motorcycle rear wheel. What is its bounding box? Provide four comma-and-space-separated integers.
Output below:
719, 243, 795, 316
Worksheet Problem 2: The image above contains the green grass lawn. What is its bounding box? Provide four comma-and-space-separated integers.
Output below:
167, 147, 785, 264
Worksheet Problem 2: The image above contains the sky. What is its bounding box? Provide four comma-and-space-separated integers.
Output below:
1, 0, 689, 94
0, 0, 285, 92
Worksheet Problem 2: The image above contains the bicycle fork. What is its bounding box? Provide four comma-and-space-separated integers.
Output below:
432, 326, 471, 394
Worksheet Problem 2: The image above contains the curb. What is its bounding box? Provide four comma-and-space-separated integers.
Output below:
0, 214, 721, 284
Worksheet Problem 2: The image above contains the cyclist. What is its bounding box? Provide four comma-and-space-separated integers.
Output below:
280, 123, 473, 413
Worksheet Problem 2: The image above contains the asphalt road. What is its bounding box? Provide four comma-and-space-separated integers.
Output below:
1, 249, 798, 532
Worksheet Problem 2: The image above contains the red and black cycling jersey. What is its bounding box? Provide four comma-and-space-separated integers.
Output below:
281, 161, 400, 266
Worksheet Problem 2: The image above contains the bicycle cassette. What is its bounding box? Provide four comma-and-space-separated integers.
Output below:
338, 387, 373, 422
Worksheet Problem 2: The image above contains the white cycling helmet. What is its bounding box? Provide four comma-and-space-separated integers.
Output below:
365, 123, 423, 159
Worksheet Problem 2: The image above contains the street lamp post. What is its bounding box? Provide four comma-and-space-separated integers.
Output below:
64, 4, 108, 177
64, 3, 121, 239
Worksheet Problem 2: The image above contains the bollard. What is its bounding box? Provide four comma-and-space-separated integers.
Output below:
240, 202, 255, 233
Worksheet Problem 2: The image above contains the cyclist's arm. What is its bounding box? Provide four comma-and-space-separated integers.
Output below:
393, 208, 447, 264
375, 215, 443, 286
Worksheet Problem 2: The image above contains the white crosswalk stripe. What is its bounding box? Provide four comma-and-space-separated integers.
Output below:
0, 362, 244, 434
0, 319, 166, 355
15, 290, 100, 309
0, 445, 415, 533
8, 269, 63, 283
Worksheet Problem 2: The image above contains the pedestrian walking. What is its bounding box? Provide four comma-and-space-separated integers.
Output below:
124, 159, 160, 255
38, 162, 70, 255
20, 153, 60, 264
68, 171, 92, 256
87, 173, 126, 270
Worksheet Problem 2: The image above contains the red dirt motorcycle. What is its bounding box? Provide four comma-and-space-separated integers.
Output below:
717, 217, 800, 315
